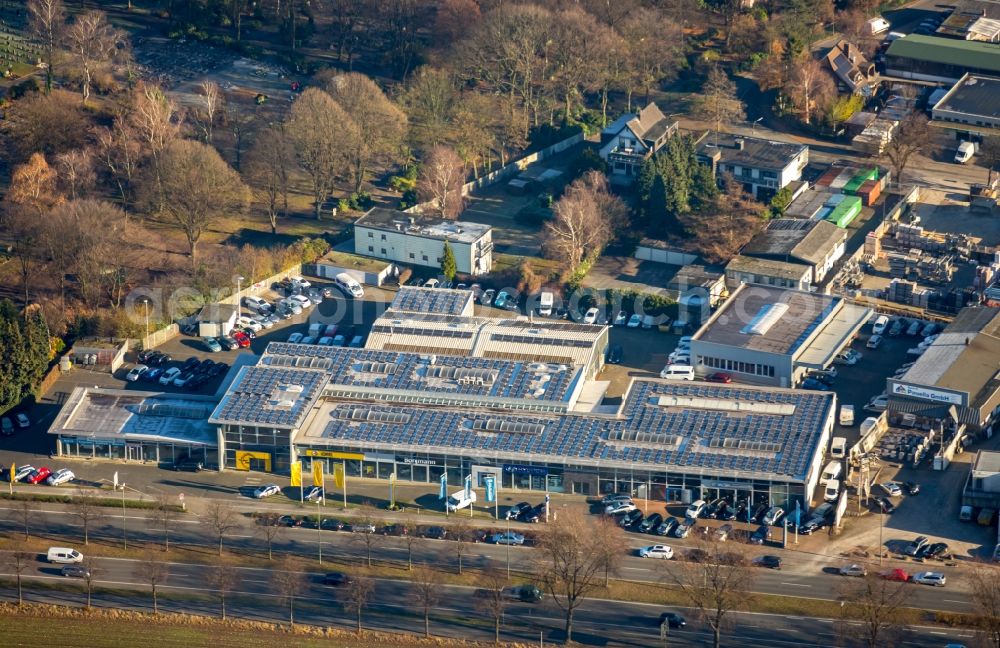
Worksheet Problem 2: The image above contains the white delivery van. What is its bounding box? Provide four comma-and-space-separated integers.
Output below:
823, 480, 840, 502
830, 436, 847, 458
821, 461, 842, 482
839, 405, 855, 426
539, 291, 554, 316
47, 547, 83, 564
867, 17, 890, 34
955, 141, 976, 164
446, 489, 477, 512
660, 365, 695, 380
334, 272, 364, 298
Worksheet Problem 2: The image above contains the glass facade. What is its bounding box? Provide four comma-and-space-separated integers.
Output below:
57, 436, 217, 468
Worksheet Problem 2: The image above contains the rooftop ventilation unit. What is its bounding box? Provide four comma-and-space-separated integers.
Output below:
741, 303, 789, 336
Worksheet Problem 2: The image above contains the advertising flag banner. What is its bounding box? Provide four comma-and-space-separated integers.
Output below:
464, 474, 472, 500
484, 475, 496, 503
290, 461, 302, 487
439, 473, 447, 499
312, 461, 324, 487
333, 463, 345, 489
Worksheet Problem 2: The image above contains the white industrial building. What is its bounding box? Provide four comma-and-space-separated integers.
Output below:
354, 208, 494, 276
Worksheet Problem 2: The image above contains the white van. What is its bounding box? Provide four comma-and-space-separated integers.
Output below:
955, 141, 976, 164
47, 547, 83, 564
446, 489, 477, 512
823, 480, 840, 502
839, 405, 855, 426
867, 17, 890, 34
821, 461, 842, 482
660, 365, 695, 380
334, 272, 364, 298
872, 315, 889, 335
830, 436, 847, 458
539, 291, 554, 316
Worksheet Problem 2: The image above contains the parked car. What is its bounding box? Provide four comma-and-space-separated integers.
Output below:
158, 367, 182, 386
173, 455, 204, 472
613, 311, 627, 326
605, 501, 638, 515
800, 378, 829, 391
61, 565, 92, 578
218, 336, 240, 351
15, 413, 30, 429
26, 467, 53, 484
762, 506, 785, 526
627, 314, 642, 328
881, 482, 902, 497
705, 372, 732, 383
231, 331, 251, 348
877, 497, 896, 514
583, 307, 600, 324
506, 502, 532, 520
601, 493, 633, 506
638, 513, 663, 533
422, 526, 447, 540
839, 564, 867, 577
480, 289, 495, 305
203, 337, 222, 352
45, 468, 75, 486
494, 291, 511, 309
172, 372, 195, 388
750, 525, 771, 545
912, 571, 946, 587
619, 509, 644, 528
253, 483, 281, 499
904, 536, 930, 557
606, 344, 623, 364
638, 544, 674, 559
289, 294, 312, 309
236, 316, 262, 332
0, 417, 13, 436
673, 520, 693, 538
882, 568, 910, 582
888, 319, 904, 336
867, 334, 883, 350
503, 584, 544, 603
491, 531, 525, 546
303, 486, 324, 502
322, 572, 351, 587
126, 365, 149, 382
755, 555, 782, 569
519, 506, 542, 524
686, 499, 707, 519
656, 517, 679, 537
715, 523, 734, 542
641, 314, 655, 329
923, 542, 949, 559
866, 395, 889, 411
13, 465, 36, 482
904, 481, 920, 495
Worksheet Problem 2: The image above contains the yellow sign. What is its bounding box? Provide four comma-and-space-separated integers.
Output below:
312, 461, 324, 487
290, 461, 302, 487
303, 449, 364, 460
234, 451, 271, 472
333, 463, 345, 489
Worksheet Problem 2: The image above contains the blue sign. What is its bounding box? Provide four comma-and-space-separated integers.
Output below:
484, 476, 496, 503
793, 500, 801, 526
464, 474, 472, 501
438, 473, 447, 500
503, 464, 548, 477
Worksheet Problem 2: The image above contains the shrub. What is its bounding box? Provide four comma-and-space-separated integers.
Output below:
397, 268, 413, 285
569, 148, 609, 178
399, 188, 419, 210
348, 191, 374, 211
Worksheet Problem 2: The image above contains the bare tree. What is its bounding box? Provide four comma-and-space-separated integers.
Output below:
593, 514, 625, 586
203, 501, 239, 556
969, 563, 1000, 648
694, 65, 744, 146
323, 72, 408, 192
65, 11, 122, 105
663, 540, 755, 648
128, 83, 180, 161
343, 575, 375, 634
244, 126, 293, 235
7, 153, 60, 214
401, 515, 419, 570
533, 509, 615, 643
882, 112, 929, 188
225, 101, 258, 171
81, 556, 98, 609
152, 492, 177, 550
286, 87, 355, 219
352, 511, 382, 568
27, 0, 66, 93
136, 550, 170, 614
208, 564, 240, 620
68, 490, 106, 545
620, 9, 684, 110
272, 557, 304, 626
144, 138, 250, 266
254, 512, 284, 560
451, 517, 472, 575
476, 567, 509, 645
55, 149, 96, 200
417, 145, 466, 219
94, 117, 141, 219
544, 171, 628, 272
197, 81, 223, 143
411, 563, 442, 638
785, 55, 834, 126
7, 212, 45, 306
5, 551, 33, 605
837, 574, 912, 648
13, 500, 33, 541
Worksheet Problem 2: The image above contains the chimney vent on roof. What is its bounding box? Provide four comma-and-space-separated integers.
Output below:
735, 138, 745, 150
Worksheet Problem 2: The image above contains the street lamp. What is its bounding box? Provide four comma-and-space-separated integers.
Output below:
235, 276, 245, 315
139, 297, 150, 341
752, 117, 764, 134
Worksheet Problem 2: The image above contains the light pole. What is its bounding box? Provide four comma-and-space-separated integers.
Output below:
752, 117, 764, 135
139, 297, 150, 341
235, 275, 245, 316
317, 497, 323, 564
506, 515, 511, 581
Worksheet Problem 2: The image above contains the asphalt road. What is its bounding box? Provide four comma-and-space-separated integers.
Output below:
0, 502, 975, 616
0, 551, 976, 648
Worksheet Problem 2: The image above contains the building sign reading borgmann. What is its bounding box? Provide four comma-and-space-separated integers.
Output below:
891, 382, 963, 406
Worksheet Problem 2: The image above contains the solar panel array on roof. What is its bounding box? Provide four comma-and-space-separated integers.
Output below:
497, 320, 604, 334
490, 333, 593, 348
470, 419, 545, 435
211, 365, 327, 428
390, 287, 472, 316
370, 324, 475, 339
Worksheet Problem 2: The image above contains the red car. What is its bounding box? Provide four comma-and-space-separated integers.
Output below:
231, 331, 251, 348
26, 467, 52, 484
706, 372, 733, 384
881, 568, 909, 582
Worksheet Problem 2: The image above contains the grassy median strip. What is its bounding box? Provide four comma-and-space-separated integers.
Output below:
0, 492, 185, 512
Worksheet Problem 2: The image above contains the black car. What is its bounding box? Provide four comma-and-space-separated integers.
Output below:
638, 513, 663, 534
877, 497, 896, 514
236, 327, 256, 340
751, 503, 769, 523
320, 518, 345, 531
145, 351, 170, 366
137, 349, 157, 364
619, 509, 644, 528
142, 367, 165, 382
797, 520, 821, 535
750, 524, 771, 545
716, 502, 737, 521
173, 455, 203, 472
423, 526, 447, 540
181, 356, 200, 372
757, 555, 782, 569
504, 584, 544, 603
519, 506, 542, 524
218, 336, 240, 351
196, 359, 215, 374
381, 523, 409, 536
656, 517, 679, 536
735, 501, 750, 522
904, 481, 920, 495
923, 542, 949, 558
322, 572, 351, 586
704, 498, 727, 519
660, 612, 686, 629
506, 502, 532, 520
606, 344, 623, 365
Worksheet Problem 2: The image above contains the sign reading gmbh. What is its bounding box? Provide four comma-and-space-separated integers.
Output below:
891, 382, 963, 406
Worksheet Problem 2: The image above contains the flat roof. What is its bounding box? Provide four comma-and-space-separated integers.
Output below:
742, 219, 846, 266
796, 302, 873, 368
209, 365, 329, 429
390, 287, 474, 317
933, 74, 1000, 121
726, 255, 811, 281
299, 379, 834, 481
694, 285, 839, 356
49, 388, 218, 445
974, 450, 1000, 474
355, 208, 491, 244
698, 133, 807, 172
885, 35, 1000, 75
900, 307, 1000, 396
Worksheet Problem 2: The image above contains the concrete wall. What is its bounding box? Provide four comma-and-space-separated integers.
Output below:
634, 246, 699, 266
305, 262, 394, 287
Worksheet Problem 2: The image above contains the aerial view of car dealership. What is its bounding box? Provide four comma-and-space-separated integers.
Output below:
4, 0, 1000, 646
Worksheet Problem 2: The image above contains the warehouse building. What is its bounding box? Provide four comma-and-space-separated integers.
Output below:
931, 73, 1000, 148
690, 284, 872, 387
885, 35, 1000, 83
740, 219, 848, 286
354, 208, 494, 276
889, 307, 1000, 432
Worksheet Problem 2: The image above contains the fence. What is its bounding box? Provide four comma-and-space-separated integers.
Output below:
141, 323, 179, 351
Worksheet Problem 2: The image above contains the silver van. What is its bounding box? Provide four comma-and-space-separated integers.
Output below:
47, 547, 83, 564
660, 365, 695, 381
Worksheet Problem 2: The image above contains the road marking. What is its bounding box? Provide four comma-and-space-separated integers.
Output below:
779, 582, 812, 587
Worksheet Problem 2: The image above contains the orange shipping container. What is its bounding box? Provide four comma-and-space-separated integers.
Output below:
858, 180, 881, 206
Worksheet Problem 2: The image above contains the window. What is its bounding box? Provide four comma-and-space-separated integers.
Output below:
368, 246, 374, 252
380, 234, 386, 240
367, 232, 374, 238
381, 248, 387, 255
422, 254, 428, 262
701, 355, 775, 377
409, 253, 415, 259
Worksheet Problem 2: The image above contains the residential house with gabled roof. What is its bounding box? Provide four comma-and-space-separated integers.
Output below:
599, 103, 679, 183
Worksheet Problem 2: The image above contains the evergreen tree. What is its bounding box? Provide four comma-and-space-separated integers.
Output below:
440, 240, 457, 282
638, 136, 719, 238
0, 299, 51, 414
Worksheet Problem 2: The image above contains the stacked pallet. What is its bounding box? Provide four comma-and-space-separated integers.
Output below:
887, 278, 915, 303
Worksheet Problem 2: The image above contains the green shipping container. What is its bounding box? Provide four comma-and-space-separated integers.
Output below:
844, 169, 878, 195
825, 196, 862, 228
